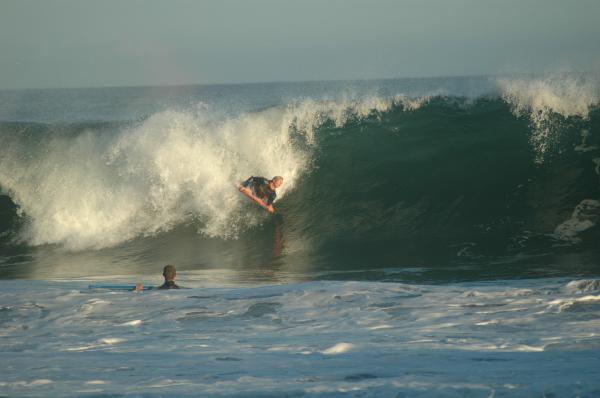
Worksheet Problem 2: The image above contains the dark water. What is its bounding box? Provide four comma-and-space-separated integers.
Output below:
1, 76, 600, 282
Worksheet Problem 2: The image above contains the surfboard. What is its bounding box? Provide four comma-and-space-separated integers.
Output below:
88, 284, 154, 290
238, 186, 275, 214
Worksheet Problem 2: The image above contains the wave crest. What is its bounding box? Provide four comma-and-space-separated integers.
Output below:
498, 75, 600, 162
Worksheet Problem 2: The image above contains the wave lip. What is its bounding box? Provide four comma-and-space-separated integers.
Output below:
498, 74, 600, 162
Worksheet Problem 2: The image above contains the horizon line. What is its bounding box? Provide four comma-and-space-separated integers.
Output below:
0, 72, 529, 93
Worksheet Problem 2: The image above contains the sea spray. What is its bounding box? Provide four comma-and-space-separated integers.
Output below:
498, 74, 600, 162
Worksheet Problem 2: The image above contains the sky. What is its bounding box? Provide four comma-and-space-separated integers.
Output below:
1, 0, 599, 89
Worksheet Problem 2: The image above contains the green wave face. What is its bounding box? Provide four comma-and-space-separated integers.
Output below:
273, 98, 600, 276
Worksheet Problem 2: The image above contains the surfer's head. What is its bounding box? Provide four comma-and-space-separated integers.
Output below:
270, 176, 284, 189
162, 264, 177, 281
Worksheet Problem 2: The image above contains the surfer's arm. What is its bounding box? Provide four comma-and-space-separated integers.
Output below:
133, 283, 144, 291
250, 195, 275, 214
239, 187, 275, 214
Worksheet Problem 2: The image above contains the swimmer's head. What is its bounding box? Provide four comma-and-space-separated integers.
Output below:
162, 264, 177, 281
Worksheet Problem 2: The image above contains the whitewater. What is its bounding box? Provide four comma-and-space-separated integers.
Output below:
2, 277, 600, 397
1, 74, 600, 396
0, 273, 600, 397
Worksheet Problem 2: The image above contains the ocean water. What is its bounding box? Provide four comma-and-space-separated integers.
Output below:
1, 75, 600, 396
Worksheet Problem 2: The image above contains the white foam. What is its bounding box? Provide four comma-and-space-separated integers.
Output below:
499, 76, 598, 120
548, 295, 600, 312
498, 74, 600, 163
368, 324, 393, 330
566, 279, 600, 292
120, 319, 142, 326
2, 278, 600, 396
321, 342, 355, 355
100, 338, 126, 345
66, 345, 96, 352
553, 199, 600, 243
0, 379, 53, 388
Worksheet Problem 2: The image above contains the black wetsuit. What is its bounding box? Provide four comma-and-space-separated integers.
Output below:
159, 280, 180, 289
241, 176, 277, 205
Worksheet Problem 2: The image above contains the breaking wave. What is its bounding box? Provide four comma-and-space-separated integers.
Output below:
1, 74, 599, 274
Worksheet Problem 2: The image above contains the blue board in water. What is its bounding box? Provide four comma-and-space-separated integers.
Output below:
88, 284, 154, 290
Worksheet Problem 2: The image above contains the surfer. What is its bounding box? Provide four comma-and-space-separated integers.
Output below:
238, 176, 283, 214
134, 264, 180, 291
